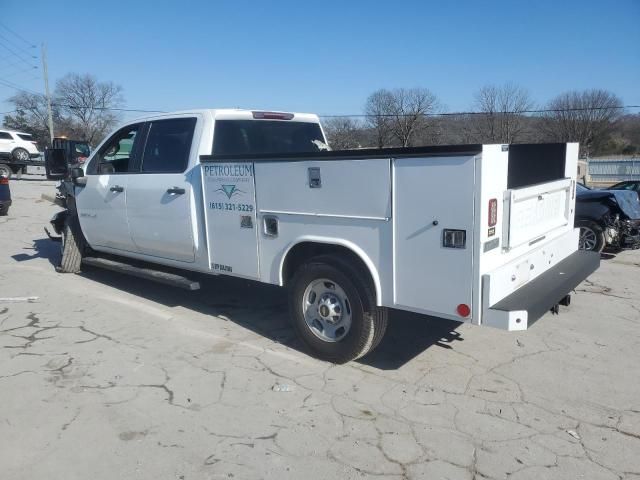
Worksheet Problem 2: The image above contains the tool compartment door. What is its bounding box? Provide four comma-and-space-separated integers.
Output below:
393, 156, 476, 319
201, 162, 260, 279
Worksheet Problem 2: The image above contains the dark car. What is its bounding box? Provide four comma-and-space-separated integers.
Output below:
575, 183, 640, 252
608, 180, 640, 199
0, 174, 11, 216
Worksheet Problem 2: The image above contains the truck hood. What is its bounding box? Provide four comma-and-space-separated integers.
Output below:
577, 189, 640, 220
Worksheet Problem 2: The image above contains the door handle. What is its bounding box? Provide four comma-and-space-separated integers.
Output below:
110, 185, 124, 192
167, 187, 185, 195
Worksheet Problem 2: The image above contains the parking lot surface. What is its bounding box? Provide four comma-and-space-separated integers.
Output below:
1, 177, 639, 480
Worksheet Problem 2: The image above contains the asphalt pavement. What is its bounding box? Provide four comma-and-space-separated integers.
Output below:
1, 175, 639, 480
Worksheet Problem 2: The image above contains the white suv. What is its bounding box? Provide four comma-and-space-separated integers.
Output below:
0, 130, 41, 161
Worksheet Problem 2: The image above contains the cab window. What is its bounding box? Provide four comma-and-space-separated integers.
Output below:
141, 118, 196, 173
92, 125, 141, 174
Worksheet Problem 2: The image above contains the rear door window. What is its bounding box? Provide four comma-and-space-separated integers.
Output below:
17, 134, 33, 141
141, 118, 196, 173
213, 120, 326, 156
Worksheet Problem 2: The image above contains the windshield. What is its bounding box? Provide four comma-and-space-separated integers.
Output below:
576, 183, 590, 193
213, 120, 327, 156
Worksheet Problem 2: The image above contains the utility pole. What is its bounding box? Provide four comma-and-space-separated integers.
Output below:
41, 43, 54, 145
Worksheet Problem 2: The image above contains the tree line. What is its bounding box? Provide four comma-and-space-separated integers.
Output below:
3, 76, 638, 157
324, 85, 639, 157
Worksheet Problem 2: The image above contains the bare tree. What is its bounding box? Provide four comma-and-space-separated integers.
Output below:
364, 88, 440, 147
388, 88, 439, 147
54, 73, 124, 146
322, 117, 362, 150
471, 83, 533, 143
539, 89, 623, 156
2, 92, 56, 147
364, 89, 394, 148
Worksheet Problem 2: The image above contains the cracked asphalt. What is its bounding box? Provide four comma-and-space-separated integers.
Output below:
1, 176, 639, 480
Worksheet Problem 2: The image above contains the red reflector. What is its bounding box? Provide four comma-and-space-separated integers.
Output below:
252, 111, 294, 120
456, 304, 471, 317
488, 198, 498, 227
0, 177, 8, 185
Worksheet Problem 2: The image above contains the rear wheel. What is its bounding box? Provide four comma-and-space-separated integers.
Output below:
0, 164, 11, 179
288, 255, 387, 363
0, 204, 8, 216
578, 220, 605, 252
59, 215, 86, 273
12, 148, 29, 162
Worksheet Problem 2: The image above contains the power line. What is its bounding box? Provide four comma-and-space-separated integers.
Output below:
3, 102, 639, 119
0, 76, 41, 95
319, 105, 640, 118
52, 103, 167, 113
0, 41, 39, 69
0, 22, 36, 48
0, 65, 39, 80
0, 31, 36, 58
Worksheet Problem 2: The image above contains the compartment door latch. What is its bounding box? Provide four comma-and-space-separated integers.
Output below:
308, 167, 321, 188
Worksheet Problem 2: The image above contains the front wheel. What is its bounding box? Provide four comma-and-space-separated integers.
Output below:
578, 220, 605, 252
58, 214, 86, 273
288, 255, 387, 363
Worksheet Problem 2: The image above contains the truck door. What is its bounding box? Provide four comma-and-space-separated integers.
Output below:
125, 117, 197, 263
76, 124, 142, 252
393, 156, 476, 319
201, 162, 260, 279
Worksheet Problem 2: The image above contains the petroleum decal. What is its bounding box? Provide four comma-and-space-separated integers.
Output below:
203, 164, 254, 178
215, 184, 245, 199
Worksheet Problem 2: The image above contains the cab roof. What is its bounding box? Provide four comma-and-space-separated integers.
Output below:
130, 108, 321, 124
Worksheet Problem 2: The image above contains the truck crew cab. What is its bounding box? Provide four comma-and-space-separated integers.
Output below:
46, 109, 599, 363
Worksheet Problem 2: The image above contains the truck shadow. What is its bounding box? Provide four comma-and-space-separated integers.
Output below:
75, 265, 463, 370
11, 238, 61, 268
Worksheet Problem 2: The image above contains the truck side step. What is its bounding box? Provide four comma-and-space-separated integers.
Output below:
82, 257, 200, 291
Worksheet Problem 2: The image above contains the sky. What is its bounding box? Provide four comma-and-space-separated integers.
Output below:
1, 0, 639, 123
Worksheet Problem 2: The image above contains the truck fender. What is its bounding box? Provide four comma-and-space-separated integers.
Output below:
278, 237, 382, 306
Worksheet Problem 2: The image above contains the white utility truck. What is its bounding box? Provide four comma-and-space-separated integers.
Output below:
45, 109, 599, 363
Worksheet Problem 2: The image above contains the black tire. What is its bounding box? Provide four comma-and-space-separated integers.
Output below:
58, 214, 86, 273
288, 254, 388, 363
577, 220, 605, 252
0, 205, 8, 216
0, 164, 11, 179
12, 148, 29, 162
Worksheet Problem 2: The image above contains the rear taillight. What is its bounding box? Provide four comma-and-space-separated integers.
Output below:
0, 177, 8, 185
488, 198, 498, 227
252, 111, 294, 120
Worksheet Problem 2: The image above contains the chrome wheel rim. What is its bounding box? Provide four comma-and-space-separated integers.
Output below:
579, 227, 597, 251
16, 149, 28, 161
302, 278, 352, 342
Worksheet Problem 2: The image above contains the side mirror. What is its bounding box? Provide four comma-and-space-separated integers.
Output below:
70, 167, 84, 179
44, 148, 68, 180
70, 167, 87, 186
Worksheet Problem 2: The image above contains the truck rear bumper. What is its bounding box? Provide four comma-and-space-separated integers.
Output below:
482, 250, 600, 331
